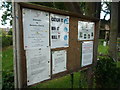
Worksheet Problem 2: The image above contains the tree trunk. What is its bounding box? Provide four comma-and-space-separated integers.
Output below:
109, 2, 119, 61
118, 2, 120, 37
64, 2, 82, 14
85, 2, 96, 17
85, 2, 101, 18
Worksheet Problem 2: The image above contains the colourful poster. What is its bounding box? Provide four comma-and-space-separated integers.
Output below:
50, 13, 69, 48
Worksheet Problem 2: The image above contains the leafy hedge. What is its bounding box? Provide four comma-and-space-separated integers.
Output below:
2, 70, 14, 89
2, 35, 13, 48
95, 57, 120, 88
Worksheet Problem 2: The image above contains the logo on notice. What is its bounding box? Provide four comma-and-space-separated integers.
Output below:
64, 27, 68, 32
64, 18, 69, 24
64, 35, 68, 40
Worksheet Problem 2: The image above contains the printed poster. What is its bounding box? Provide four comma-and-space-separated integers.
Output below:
50, 13, 69, 48
78, 21, 95, 40
81, 41, 93, 67
52, 50, 67, 74
26, 47, 51, 86
22, 8, 49, 49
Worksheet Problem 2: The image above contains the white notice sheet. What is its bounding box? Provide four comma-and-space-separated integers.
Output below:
78, 21, 95, 40
52, 50, 67, 74
81, 41, 93, 67
50, 13, 69, 48
26, 47, 51, 86
22, 8, 49, 49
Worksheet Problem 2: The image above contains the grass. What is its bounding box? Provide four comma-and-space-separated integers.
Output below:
117, 61, 120, 68
118, 52, 120, 60
0, 48, 2, 89
2, 46, 13, 72
98, 44, 109, 54
32, 72, 88, 88
98, 39, 109, 55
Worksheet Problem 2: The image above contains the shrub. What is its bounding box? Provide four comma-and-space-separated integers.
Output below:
2, 70, 14, 89
95, 56, 120, 88
8, 29, 12, 35
2, 35, 13, 48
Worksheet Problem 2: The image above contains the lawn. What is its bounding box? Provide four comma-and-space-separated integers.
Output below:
32, 72, 86, 88
98, 44, 109, 55
98, 39, 109, 55
2, 46, 13, 72
117, 61, 120, 67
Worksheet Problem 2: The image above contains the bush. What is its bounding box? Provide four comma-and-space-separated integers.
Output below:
2, 35, 13, 48
98, 39, 105, 45
8, 29, 12, 35
2, 70, 14, 89
95, 57, 120, 88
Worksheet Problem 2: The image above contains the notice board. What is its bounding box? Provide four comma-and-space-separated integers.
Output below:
13, 3, 99, 88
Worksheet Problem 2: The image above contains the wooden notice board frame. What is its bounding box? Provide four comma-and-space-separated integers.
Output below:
13, 2, 99, 88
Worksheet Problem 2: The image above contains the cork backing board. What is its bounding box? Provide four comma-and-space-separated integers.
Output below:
14, 3, 99, 87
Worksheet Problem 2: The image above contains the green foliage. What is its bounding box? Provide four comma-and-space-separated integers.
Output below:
117, 61, 120, 68
2, 35, 13, 48
98, 39, 109, 55
2, 46, 14, 89
79, 2, 88, 15
2, 46, 13, 71
8, 29, 12, 35
2, 70, 14, 89
1, 2, 12, 25
32, 2, 67, 10
95, 57, 120, 88
79, 71, 88, 88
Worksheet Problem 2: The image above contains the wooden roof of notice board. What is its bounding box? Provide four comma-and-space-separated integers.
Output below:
18, 2, 99, 22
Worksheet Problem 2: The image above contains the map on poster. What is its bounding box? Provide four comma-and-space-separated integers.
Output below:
52, 50, 67, 74
50, 13, 69, 49
22, 8, 49, 49
78, 21, 95, 40
26, 47, 51, 86
81, 41, 93, 67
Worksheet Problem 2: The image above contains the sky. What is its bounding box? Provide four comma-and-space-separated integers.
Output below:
0, 1, 11, 28
0, 2, 110, 28
100, 2, 110, 20
0, 6, 11, 28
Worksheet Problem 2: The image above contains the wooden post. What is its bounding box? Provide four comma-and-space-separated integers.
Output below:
70, 73, 74, 88
12, 2, 23, 88
63, 2, 82, 14
109, 2, 119, 61
118, 2, 120, 37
